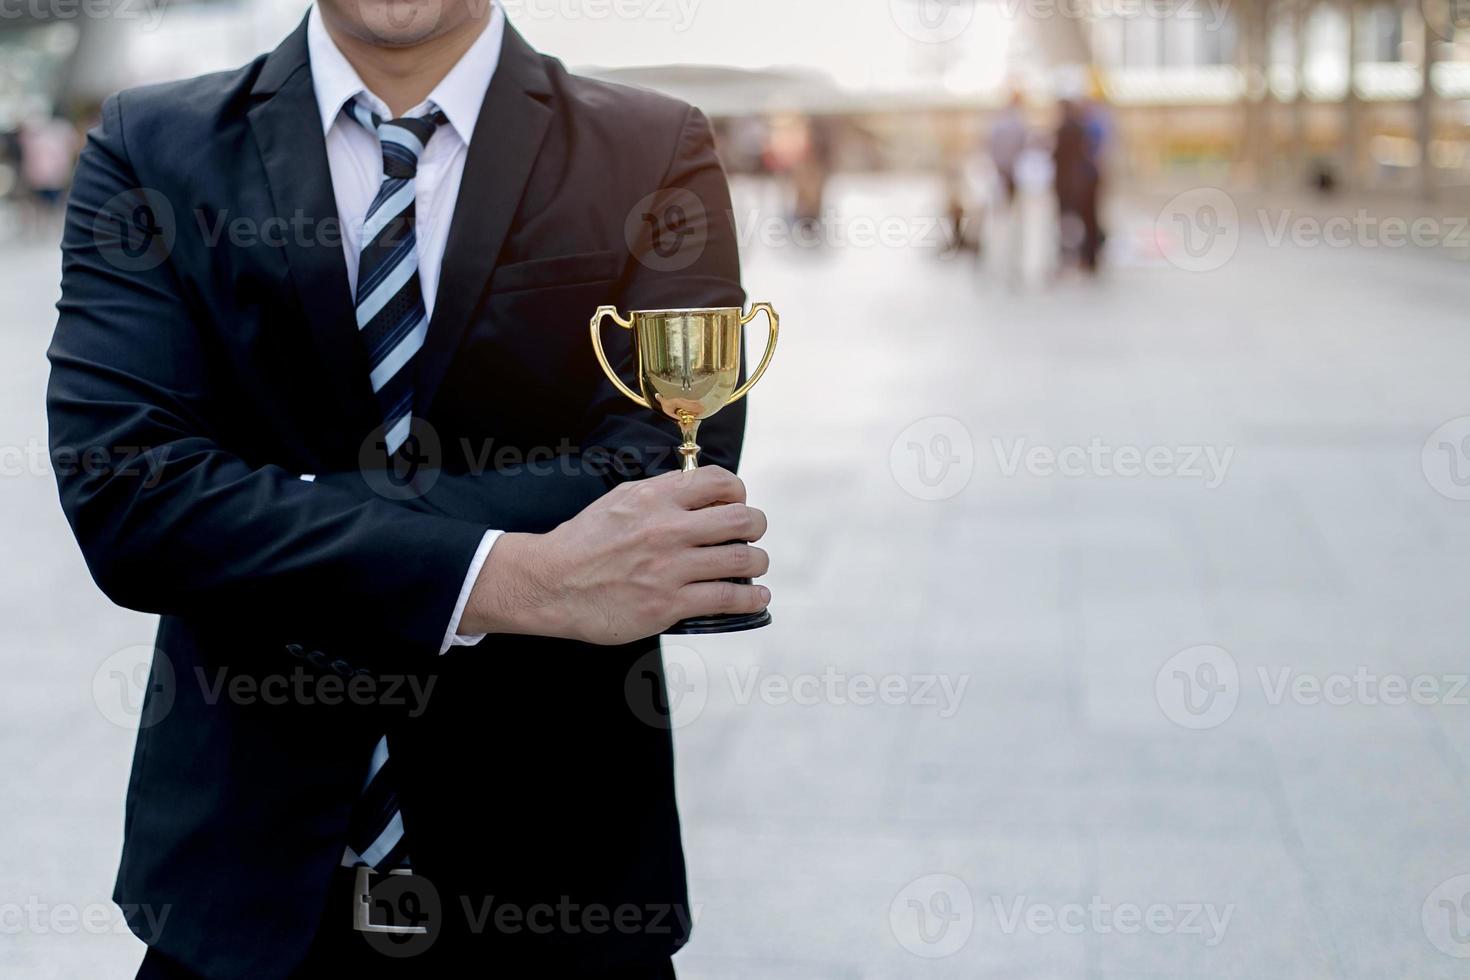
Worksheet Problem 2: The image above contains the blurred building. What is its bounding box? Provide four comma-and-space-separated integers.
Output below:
0, 0, 1465, 197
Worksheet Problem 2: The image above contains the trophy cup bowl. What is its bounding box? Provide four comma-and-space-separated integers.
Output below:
590, 303, 779, 634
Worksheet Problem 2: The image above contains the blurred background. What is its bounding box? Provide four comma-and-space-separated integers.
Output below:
4, 0, 1470, 977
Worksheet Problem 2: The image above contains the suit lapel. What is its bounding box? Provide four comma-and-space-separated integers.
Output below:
414, 24, 554, 418
246, 20, 381, 440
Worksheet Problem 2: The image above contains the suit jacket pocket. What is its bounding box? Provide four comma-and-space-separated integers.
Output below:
490, 250, 624, 294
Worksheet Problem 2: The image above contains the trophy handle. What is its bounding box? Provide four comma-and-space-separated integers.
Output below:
728, 302, 779, 404
590, 305, 651, 409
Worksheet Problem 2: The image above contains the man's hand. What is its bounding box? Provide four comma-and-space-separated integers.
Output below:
461, 466, 770, 644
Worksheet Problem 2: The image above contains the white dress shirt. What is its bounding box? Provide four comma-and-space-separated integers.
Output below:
306, 4, 506, 653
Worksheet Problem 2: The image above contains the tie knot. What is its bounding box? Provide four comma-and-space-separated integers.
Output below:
347, 100, 448, 179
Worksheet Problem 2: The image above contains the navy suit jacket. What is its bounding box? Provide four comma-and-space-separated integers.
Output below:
48, 17, 745, 978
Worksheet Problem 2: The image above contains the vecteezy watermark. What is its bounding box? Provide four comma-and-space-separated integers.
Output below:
357, 417, 444, 502
93, 645, 175, 730
890, 875, 1233, 956
726, 666, 970, 719
624, 187, 708, 273
0, 439, 169, 484
355, 0, 445, 42
0, 899, 171, 941
93, 645, 439, 729
194, 665, 437, 717
890, 416, 975, 501
1424, 874, 1470, 958
625, 646, 970, 728
1157, 644, 1470, 730
734, 207, 967, 254
1158, 189, 1470, 272
0, 0, 169, 30
352, 873, 702, 960
991, 895, 1234, 947
1155, 644, 1240, 730
625, 643, 708, 730
889, 0, 976, 42
1422, 416, 1470, 502
1257, 666, 1470, 708
890, 874, 974, 958
1156, 188, 1240, 272
1257, 210, 1470, 251
353, 421, 687, 503
460, 895, 699, 937
93, 187, 176, 273
995, 0, 1230, 28
500, 0, 701, 31
992, 437, 1234, 488
359, 871, 441, 959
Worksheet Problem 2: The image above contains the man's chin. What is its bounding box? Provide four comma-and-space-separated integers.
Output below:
355, 0, 448, 46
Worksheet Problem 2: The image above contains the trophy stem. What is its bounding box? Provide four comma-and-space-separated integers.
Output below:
676, 415, 701, 471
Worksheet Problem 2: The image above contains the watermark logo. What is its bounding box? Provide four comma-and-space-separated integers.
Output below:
500, 0, 702, 31
460, 894, 697, 936
1158, 191, 1470, 272
726, 667, 969, 717
992, 437, 1233, 488
356, 0, 445, 42
1424, 874, 1470, 958
624, 187, 707, 273
359, 871, 441, 958
995, 0, 1230, 28
889, 0, 976, 42
1258, 666, 1469, 707
1157, 187, 1239, 272
0, 0, 170, 31
1258, 210, 1469, 250
93, 645, 174, 730
1158, 649, 1470, 728
1155, 644, 1239, 729
890, 416, 974, 501
0, 899, 170, 940
625, 643, 707, 729
992, 895, 1233, 946
358, 417, 443, 502
93, 187, 175, 273
1423, 416, 1470, 501
889, 873, 974, 958
733, 207, 965, 254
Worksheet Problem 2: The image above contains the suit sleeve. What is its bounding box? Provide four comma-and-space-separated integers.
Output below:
316, 104, 749, 530
47, 94, 487, 664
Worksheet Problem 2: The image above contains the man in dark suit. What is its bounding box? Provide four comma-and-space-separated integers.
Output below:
47, 1, 771, 976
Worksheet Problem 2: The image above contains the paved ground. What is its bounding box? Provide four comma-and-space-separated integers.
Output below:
4, 176, 1470, 978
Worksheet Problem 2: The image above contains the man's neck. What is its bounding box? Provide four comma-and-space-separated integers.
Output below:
319, 13, 490, 117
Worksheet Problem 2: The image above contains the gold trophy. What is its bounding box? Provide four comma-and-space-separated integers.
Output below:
591, 303, 779, 634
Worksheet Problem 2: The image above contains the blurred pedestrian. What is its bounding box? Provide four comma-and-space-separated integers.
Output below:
988, 91, 1030, 283
792, 115, 834, 237
1052, 98, 1101, 274
18, 114, 79, 237
989, 91, 1027, 207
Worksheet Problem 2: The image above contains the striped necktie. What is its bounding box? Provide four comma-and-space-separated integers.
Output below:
343, 100, 447, 871
347, 99, 446, 457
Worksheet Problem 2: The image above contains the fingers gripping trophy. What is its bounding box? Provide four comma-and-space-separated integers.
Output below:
591, 303, 779, 634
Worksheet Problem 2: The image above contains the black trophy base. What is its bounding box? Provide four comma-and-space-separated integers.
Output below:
665, 608, 772, 635
664, 548, 772, 634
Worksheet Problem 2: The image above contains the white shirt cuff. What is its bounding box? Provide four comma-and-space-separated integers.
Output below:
440, 529, 502, 655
